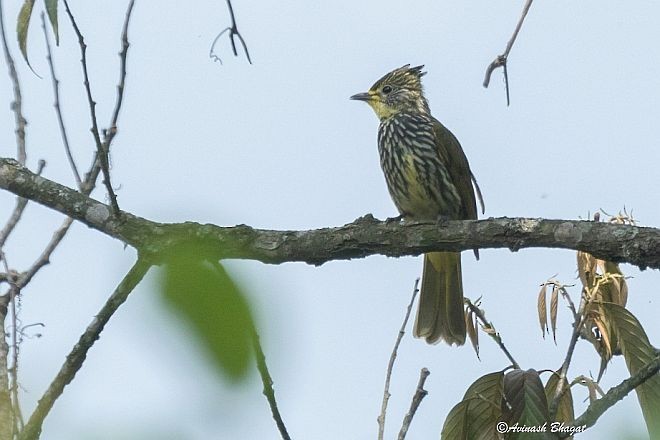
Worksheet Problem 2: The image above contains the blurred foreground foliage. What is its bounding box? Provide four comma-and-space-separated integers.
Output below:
159, 242, 255, 382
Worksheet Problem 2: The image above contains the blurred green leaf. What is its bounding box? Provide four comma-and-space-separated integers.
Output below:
160, 243, 254, 382
45, 0, 59, 44
17, 0, 36, 65
601, 302, 660, 438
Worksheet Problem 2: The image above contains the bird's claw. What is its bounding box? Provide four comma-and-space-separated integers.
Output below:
385, 214, 405, 224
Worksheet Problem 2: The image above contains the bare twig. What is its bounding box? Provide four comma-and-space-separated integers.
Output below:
0, 161, 45, 251
560, 355, 660, 437
17, 0, 136, 288
0, 293, 12, 440
14, 152, 99, 290
41, 13, 82, 188
397, 368, 430, 440
0, 0, 27, 165
251, 327, 291, 440
483, 0, 534, 106
465, 299, 520, 369
103, 0, 135, 148
9, 285, 24, 434
209, 0, 252, 64
17, 217, 74, 289
62, 0, 120, 214
18, 258, 151, 440
377, 279, 420, 440
0, 0, 41, 253
549, 292, 587, 418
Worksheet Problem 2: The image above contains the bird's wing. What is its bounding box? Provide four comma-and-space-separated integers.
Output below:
431, 117, 484, 220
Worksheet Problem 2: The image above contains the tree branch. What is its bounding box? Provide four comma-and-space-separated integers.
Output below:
1, 157, 660, 269
560, 355, 660, 437
18, 258, 151, 440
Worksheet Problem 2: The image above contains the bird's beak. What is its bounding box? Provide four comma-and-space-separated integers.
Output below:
350, 92, 373, 102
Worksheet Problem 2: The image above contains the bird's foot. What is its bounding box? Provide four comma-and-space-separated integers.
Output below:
385, 214, 405, 224
435, 214, 451, 226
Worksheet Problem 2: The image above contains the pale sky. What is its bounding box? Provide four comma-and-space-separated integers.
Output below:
1, 1, 659, 439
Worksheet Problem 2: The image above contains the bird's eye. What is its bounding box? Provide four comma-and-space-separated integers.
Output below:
382, 85, 393, 94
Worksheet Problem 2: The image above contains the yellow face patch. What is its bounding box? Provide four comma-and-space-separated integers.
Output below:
366, 92, 397, 120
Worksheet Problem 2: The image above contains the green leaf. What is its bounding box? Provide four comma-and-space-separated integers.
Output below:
502, 369, 554, 440
160, 243, 255, 382
45, 0, 59, 44
601, 302, 660, 438
441, 400, 471, 440
16, 0, 36, 65
442, 371, 504, 440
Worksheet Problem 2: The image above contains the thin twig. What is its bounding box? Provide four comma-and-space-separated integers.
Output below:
0, 0, 27, 165
399, 368, 431, 440
0, 292, 12, 440
0, 161, 45, 251
465, 299, 520, 369
15, 151, 100, 290
18, 258, 151, 440
40, 13, 82, 188
0, 0, 39, 252
397, 368, 430, 440
483, 0, 534, 106
62, 0, 120, 214
103, 0, 135, 148
251, 327, 291, 440
377, 279, 420, 440
17, 0, 136, 288
9, 285, 24, 433
0, 253, 22, 437
209, 0, 252, 64
549, 291, 587, 419
17, 217, 74, 289
560, 355, 660, 437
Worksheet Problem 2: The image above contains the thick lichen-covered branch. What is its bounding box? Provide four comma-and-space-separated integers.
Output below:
1, 157, 660, 269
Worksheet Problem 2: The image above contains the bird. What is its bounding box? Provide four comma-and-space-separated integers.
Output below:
350, 64, 484, 345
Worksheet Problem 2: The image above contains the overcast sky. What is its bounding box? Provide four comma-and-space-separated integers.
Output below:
1, 1, 659, 439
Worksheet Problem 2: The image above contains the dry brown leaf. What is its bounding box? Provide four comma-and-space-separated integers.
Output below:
577, 251, 596, 287
605, 262, 628, 306
466, 308, 479, 359
596, 258, 607, 278
537, 283, 548, 338
473, 312, 479, 356
587, 379, 598, 404
550, 285, 559, 343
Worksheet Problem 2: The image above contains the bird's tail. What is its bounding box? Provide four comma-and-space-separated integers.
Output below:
414, 252, 466, 345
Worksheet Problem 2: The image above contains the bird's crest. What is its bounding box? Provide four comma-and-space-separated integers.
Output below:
371, 64, 426, 94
